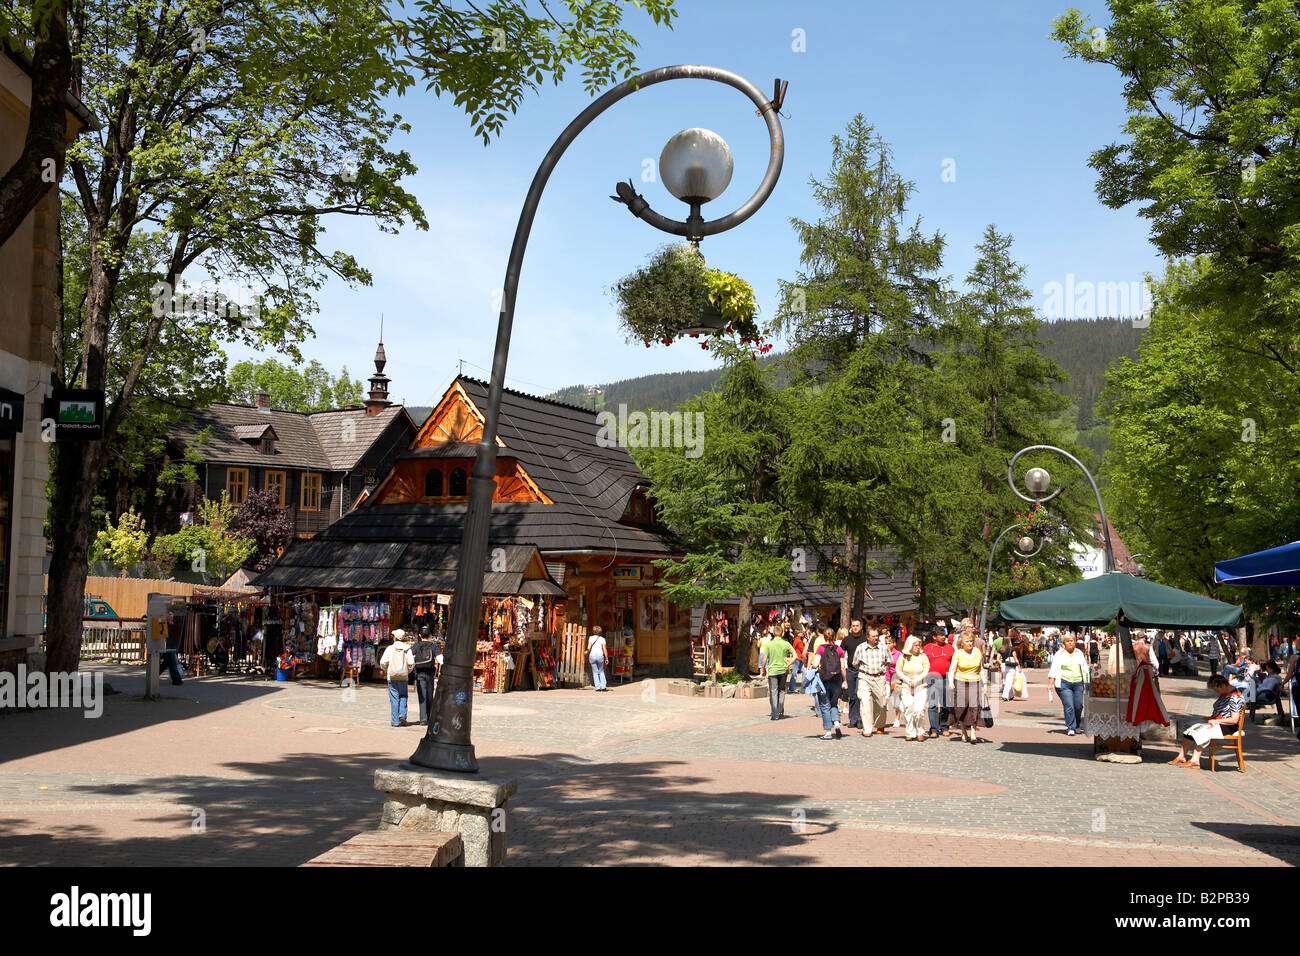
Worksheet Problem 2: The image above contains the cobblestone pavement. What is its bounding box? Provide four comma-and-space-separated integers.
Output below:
0, 665, 1296, 866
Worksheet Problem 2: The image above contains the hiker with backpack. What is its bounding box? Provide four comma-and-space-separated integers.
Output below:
411, 626, 438, 725
808, 626, 847, 739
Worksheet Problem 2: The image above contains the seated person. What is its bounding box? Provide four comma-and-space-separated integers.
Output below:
205, 635, 230, 674
1253, 662, 1285, 718
1170, 676, 1243, 769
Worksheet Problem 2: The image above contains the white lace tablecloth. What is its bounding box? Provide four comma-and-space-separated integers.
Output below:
1084, 693, 1142, 740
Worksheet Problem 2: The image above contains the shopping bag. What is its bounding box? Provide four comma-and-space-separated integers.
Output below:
981, 702, 994, 728
1012, 673, 1024, 694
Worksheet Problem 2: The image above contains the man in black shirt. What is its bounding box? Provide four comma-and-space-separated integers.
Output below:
841, 619, 866, 729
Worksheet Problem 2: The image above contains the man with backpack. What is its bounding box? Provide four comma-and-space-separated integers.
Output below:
411, 626, 438, 725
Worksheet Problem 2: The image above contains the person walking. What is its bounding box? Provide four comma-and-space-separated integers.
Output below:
789, 628, 806, 693
588, 626, 609, 692
841, 619, 867, 730
1048, 633, 1091, 736
852, 627, 892, 737
948, 630, 984, 744
380, 629, 415, 727
884, 632, 903, 728
765, 627, 794, 720
1000, 642, 1020, 702
811, 628, 846, 739
895, 636, 931, 741
923, 630, 956, 737
411, 626, 437, 725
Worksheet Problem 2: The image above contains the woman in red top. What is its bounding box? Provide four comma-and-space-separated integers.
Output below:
789, 629, 807, 693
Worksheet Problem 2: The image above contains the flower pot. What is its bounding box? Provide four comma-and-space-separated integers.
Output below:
276, 668, 289, 681
676, 295, 727, 336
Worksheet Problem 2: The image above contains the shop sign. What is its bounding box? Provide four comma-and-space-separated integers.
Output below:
41, 388, 105, 440
613, 565, 648, 585
0, 388, 22, 433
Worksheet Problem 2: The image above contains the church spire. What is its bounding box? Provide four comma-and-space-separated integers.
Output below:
365, 316, 391, 416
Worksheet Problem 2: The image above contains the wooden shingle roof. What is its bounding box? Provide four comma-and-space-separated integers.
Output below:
169, 403, 410, 472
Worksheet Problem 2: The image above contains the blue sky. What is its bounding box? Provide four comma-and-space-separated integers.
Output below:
232, 0, 1161, 407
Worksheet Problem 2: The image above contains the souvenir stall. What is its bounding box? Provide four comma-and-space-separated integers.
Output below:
996, 573, 1244, 760
253, 539, 567, 687
311, 599, 393, 684
178, 585, 271, 676
693, 607, 733, 676
476, 591, 563, 692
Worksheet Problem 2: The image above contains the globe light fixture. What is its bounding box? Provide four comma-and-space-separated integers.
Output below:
659, 128, 734, 203
1018, 536, 1035, 554
1024, 467, 1051, 496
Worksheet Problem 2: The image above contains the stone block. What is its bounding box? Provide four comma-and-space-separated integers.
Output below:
397, 804, 442, 832
373, 763, 516, 867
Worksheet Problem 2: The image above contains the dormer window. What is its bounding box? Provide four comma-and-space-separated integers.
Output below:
236, 422, 279, 453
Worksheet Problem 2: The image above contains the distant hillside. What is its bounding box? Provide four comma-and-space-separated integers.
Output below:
550, 318, 1145, 432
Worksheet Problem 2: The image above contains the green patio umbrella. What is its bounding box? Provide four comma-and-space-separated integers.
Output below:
995, 572, 1244, 629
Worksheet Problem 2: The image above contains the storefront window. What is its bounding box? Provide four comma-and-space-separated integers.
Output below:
0, 437, 12, 638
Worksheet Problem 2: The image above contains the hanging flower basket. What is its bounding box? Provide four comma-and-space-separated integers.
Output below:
611, 244, 768, 351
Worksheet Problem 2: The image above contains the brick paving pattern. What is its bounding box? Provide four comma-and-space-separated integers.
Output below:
0, 665, 1296, 865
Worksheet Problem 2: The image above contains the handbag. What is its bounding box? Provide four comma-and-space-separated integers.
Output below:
980, 685, 994, 728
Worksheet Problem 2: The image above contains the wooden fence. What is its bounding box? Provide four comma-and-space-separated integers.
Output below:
48, 575, 194, 620
557, 622, 589, 687
80, 622, 147, 663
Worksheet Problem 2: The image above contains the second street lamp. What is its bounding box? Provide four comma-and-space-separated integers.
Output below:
410, 65, 787, 774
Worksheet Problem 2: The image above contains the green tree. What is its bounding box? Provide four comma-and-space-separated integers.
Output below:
155, 493, 256, 584
227, 358, 364, 412
0, 0, 677, 244
636, 344, 795, 676
42, 0, 676, 672
1102, 259, 1300, 626
773, 116, 950, 620
938, 226, 1085, 613
1053, 1, 1300, 381
91, 508, 149, 576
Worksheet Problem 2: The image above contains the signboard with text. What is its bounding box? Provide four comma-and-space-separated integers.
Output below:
42, 388, 105, 441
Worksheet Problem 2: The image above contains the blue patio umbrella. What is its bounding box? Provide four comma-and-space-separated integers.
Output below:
1214, 541, 1300, 588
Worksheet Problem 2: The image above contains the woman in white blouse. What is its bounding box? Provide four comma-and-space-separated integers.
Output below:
1047, 633, 1091, 736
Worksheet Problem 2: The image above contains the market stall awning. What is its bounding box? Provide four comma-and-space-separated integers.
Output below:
1214, 541, 1300, 588
995, 572, 1244, 628
253, 540, 562, 596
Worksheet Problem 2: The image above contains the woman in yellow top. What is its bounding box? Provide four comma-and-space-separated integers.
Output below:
947, 630, 984, 744
895, 636, 931, 741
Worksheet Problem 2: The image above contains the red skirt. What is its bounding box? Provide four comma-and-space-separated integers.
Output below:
1126, 663, 1169, 726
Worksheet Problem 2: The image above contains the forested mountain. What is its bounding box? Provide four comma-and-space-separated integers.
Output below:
549, 318, 1145, 460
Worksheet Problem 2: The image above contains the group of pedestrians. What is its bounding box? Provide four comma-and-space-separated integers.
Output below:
758, 617, 1023, 744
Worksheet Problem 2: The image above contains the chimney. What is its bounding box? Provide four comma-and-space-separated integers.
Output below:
255, 390, 272, 413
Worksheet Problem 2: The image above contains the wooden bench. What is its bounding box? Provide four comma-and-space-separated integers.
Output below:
301, 830, 464, 867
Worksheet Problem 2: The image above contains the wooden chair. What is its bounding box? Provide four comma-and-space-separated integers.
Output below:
1208, 706, 1247, 773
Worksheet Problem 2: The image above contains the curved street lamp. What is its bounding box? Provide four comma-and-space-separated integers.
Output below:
978, 524, 1045, 648
411, 65, 787, 774
1007, 445, 1115, 574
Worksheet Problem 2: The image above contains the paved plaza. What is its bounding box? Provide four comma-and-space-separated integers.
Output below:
1, 665, 1297, 866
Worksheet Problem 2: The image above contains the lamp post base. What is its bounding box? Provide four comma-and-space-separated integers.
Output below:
409, 738, 479, 774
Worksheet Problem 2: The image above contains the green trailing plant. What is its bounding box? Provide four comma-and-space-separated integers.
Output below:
611, 244, 767, 352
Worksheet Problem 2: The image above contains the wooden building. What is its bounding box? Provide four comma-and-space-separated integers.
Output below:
164, 341, 417, 537
278, 375, 690, 674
